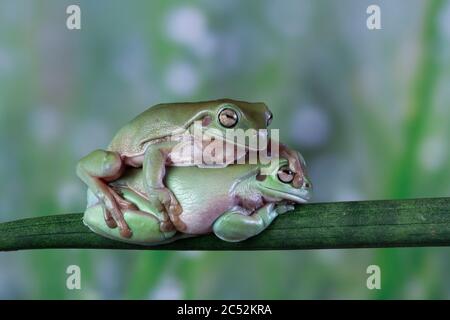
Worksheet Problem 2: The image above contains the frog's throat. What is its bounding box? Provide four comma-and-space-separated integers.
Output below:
259, 186, 310, 203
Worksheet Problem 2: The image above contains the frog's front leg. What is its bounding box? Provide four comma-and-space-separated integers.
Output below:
213, 203, 293, 242
143, 141, 184, 230
77, 149, 134, 238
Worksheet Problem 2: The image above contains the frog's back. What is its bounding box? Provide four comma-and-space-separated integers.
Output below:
108, 99, 238, 156
108, 102, 202, 156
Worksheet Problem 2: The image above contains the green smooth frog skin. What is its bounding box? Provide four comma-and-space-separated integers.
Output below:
83, 155, 312, 245
76, 99, 274, 238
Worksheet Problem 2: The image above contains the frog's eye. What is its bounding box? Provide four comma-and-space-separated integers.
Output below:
218, 108, 238, 128
277, 166, 294, 184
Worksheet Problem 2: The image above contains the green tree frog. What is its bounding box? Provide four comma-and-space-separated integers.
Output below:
76, 99, 300, 238
83, 152, 312, 245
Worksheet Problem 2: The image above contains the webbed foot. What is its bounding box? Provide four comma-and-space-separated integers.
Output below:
148, 187, 184, 230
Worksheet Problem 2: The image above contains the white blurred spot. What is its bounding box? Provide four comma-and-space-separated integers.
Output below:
420, 134, 447, 172
165, 61, 199, 96
150, 275, 183, 300
29, 106, 63, 145
71, 120, 110, 158
166, 6, 216, 57
290, 105, 330, 148
58, 180, 83, 210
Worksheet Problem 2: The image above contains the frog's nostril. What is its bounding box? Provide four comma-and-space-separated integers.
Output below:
256, 173, 267, 181
303, 177, 312, 190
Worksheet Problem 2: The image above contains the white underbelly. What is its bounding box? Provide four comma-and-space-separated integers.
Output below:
178, 198, 231, 234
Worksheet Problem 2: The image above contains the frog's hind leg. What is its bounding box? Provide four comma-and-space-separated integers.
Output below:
83, 203, 176, 245
77, 149, 134, 238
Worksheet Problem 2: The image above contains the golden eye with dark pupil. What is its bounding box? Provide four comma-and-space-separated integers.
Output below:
218, 108, 238, 128
277, 167, 294, 183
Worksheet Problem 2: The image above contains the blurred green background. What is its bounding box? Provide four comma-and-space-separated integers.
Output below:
1, 0, 450, 299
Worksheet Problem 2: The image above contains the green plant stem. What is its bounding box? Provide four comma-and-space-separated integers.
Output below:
390, 0, 445, 198
1, 197, 450, 251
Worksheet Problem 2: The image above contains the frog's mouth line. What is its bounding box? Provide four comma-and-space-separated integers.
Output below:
260, 186, 310, 204
204, 131, 268, 152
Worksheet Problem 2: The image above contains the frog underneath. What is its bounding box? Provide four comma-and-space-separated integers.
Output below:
83, 154, 311, 245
